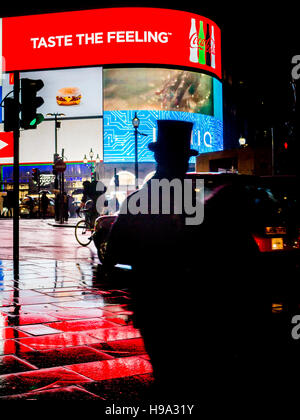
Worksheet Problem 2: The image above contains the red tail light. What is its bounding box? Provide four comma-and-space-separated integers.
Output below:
253, 234, 300, 252
253, 236, 272, 252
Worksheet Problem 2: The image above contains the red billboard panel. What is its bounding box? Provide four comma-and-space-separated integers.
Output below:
2, 8, 221, 79
0, 132, 13, 158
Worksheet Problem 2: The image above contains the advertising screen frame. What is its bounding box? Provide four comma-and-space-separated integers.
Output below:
0, 7, 223, 165
101, 65, 223, 164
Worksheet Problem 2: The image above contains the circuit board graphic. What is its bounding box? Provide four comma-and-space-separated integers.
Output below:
103, 110, 223, 163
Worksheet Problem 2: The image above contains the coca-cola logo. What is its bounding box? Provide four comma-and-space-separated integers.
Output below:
189, 35, 215, 54
189, 33, 198, 48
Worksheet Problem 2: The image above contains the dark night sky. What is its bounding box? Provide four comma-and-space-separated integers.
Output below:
1, 1, 299, 122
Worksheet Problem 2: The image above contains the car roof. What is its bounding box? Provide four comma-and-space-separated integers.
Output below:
186, 172, 258, 183
186, 172, 298, 185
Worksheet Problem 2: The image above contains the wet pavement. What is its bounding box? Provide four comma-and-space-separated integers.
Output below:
1, 219, 297, 407
0, 219, 153, 401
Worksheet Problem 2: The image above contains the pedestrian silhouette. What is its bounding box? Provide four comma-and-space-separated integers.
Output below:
63, 192, 69, 221
41, 191, 49, 219
4, 190, 14, 217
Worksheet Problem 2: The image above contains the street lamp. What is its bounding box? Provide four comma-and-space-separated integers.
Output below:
132, 112, 140, 189
83, 148, 97, 181
132, 112, 140, 129
89, 148, 94, 160
46, 113, 65, 159
238, 137, 247, 147
46, 112, 65, 190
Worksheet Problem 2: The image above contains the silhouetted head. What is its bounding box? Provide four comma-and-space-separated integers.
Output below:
83, 180, 91, 194
148, 120, 198, 178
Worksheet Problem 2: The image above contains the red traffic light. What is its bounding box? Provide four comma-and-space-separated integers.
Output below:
284, 141, 288, 150
31, 168, 40, 182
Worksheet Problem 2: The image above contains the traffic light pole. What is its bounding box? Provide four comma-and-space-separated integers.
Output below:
271, 127, 275, 176
134, 126, 138, 190
54, 114, 59, 190
60, 149, 65, 224
13, 71, 20, 289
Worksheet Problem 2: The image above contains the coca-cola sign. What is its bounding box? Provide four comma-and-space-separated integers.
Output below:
2, 8, 221, 79
190, 35, 215, 54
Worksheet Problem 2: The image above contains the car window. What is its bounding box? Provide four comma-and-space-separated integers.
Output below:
252, 181, 299, 228
189, 174, 299, 232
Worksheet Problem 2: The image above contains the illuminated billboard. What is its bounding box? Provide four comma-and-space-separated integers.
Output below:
2, 8, 221, 79
0, 8, 222, 166
2, 67, 103, 120
103, 68, 223, 163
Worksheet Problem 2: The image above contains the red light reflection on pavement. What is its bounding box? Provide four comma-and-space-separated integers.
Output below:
0, 259, 153, 400
66, 356, 153, 381
0, 366, 92, 397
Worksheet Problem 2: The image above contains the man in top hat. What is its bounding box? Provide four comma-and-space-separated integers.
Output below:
104, 120, 200, 400
147, 119, 198, 179
104, 119, 198, 267
104, 120, 274, 406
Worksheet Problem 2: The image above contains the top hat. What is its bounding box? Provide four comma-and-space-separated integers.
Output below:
148, 120, 198, 157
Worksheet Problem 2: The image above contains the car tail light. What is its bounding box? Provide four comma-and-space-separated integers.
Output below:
253, 235, 300, 252
271, 237, 284, 250
253, 236, 272, 252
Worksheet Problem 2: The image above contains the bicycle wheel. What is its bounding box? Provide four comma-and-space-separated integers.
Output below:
75, 219, 92, 246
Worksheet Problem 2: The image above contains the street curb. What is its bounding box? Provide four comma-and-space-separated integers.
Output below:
45, 219, 81, 228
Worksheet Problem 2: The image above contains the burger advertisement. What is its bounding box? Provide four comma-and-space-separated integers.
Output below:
56, 87, 82, 107
2, 67, 103, 120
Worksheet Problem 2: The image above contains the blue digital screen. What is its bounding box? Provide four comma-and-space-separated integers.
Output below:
103, 68, 223, 163
103, 110, 223, 163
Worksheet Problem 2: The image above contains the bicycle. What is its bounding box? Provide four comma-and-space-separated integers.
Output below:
74, 200, 96, 246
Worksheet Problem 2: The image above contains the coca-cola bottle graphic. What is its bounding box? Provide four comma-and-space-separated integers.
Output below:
198, 20, 206, 65
211, 25, 216, 68
205, 23, 211, 67
189, 18, 198, 63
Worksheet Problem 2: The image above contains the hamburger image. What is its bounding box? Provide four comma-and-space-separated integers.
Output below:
56, 87, 82, 106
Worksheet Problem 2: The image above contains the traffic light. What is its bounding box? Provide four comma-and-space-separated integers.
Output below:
91, 171, 96, 182
32, 168, 40, 183
4, 98, 19, 132
21, 78, 44, 129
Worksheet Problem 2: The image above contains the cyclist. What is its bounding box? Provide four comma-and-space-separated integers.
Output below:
78, 180, 107, 227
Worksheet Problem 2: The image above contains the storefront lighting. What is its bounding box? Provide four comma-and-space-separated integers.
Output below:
95, 154, 100, 163
83, 154, 88, 164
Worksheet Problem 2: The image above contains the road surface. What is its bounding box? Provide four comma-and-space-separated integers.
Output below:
0, 219, 97, 262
